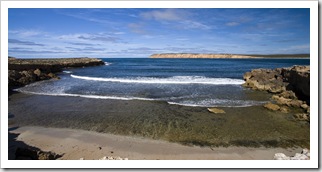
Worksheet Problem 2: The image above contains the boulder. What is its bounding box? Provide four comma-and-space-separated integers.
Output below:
293, 113, 309, 121
33, 69, 42, 76
274, 148, 310, 160
207, 108, 225, 114
263, 103, 280, 111
279, 106, 289, 113
274, 153, 291, 160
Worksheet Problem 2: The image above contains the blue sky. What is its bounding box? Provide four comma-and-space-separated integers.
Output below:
8, 8, 310, 58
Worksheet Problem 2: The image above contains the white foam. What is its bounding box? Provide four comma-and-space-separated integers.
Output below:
62, 71, 72, 74
104, 62, 112, 66
14, 89, 157, 101
16, 88, 267, 107
168, 99, 268, 107
70, 74, 245, 85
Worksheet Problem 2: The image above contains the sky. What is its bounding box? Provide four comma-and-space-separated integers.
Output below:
8, 8, 310, 58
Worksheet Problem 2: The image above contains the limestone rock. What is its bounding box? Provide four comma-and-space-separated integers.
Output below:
274, 153, 291, 160
279, 106, 289, 113
263, 103, 280, 111
274, 149, 310, 160
99, 156, 128, 160
8, 57, 104, 89
293, 113, 309, 121
207, 108, 225, 114
33, 69, 42, 76
243, 66, 310, 108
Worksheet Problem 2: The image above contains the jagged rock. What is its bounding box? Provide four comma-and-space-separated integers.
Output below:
33, 69, 42, 76
301, 104, 309, 110
243, 66, 309, 105
279, 106, 289, 113
264, 103, 280, 111
207, 108, 225, 114
274, 153, 291, 160
281, 66, 310, 102
274, 149, 310, 160
293, 113, 309, 121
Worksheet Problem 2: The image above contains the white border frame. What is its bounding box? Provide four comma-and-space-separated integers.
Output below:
1, 0, 318, 168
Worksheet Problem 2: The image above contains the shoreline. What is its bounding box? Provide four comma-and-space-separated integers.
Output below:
8, 92, 310, 159
9, 126, 302, 160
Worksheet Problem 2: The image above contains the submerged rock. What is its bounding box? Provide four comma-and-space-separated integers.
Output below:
263, 103, 280, 111
207, 108, 226, 114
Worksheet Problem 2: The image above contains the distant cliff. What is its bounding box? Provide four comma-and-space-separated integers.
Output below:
150, 53, 256, 59
150, 53, 310, 59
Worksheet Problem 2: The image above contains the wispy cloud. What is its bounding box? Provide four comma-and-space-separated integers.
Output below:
59, 33, 122, 43
179, 20, 211, 30
9, 30, 46, 38
140, 9, 184, 21
128, 23, 148, 34
225, 22, 240, 27
8, 39, 44, 46
78, 35, 120, 42
140, 9, 211, 30
67, 42, 100, 46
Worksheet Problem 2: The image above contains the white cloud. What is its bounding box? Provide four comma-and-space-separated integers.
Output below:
225, 22, 240, 26
9, 30, 47, 38
140, 9, 183, 21
180, 20, 211, 30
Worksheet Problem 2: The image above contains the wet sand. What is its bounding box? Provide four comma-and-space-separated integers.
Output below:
8, 92, 309, 159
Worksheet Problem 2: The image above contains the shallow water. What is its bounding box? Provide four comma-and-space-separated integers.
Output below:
9, 93, 309, 148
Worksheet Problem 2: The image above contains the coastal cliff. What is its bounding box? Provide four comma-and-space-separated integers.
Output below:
8, 57, 104, 88
243, 65, 310, 121
150, 53, 310, 59
150, 53, 256, 59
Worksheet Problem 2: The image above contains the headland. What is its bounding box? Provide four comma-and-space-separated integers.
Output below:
150, 53, 310, 59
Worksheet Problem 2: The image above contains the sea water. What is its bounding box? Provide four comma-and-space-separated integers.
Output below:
16, 58, 309, 107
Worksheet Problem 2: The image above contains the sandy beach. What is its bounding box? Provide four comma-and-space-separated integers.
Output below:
9, 126, 302, 160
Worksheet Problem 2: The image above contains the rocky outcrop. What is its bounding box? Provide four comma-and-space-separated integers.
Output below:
243, 65, 309, 103
150, 53, 257, 59
243, 65, 310, 121
8, 57, 104, 89
274, 148, 310, 160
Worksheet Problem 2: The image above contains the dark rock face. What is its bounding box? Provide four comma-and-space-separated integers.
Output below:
243, 65, 310, 104
15, 147, 61, 160
8, 57, 104, 89
243, 65, 310, 122
281, 66, 310, 103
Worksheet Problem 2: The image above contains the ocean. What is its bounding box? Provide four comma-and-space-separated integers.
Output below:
11, 58, 310, 147
15, 58, 309, 107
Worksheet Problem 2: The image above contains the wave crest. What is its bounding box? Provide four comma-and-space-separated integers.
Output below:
70, 75, 244, 85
